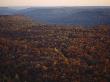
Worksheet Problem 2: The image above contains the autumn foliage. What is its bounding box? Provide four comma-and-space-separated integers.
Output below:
0, 15, 110, 82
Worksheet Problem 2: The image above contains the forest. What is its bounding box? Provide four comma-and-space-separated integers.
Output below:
0, 15, 110, 82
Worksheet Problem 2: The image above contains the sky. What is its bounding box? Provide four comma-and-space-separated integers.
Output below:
0, 0, 110, 7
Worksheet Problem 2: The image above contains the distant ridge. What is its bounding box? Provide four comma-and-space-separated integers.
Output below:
0, 7, 16, 15
0, 7, 110, 26
17, 7, 110, 26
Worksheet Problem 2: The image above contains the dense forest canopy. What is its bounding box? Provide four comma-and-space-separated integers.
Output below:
0, 15, 110, 82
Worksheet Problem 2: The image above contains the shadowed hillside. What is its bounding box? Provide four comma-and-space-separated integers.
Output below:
17, 7, 110, 26
0, 7, 16, 15
0, 7, 110, 26
0, 15, 110, 82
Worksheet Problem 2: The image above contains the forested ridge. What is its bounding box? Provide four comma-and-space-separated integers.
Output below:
0, 15, 110, 82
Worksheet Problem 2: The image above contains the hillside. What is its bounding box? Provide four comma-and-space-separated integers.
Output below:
0, 15, 39, 31
17, 7, 110, 26
0, 15, 110, 82
0, 7, 16, 15
0, 7, 110, 26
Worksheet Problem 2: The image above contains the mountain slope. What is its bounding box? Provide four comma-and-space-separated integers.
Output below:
0, 7, 16, 15
0, 15, 38, 31
0, 7, 110, 26
17, 7, 110, 26
0, 15, 110, 82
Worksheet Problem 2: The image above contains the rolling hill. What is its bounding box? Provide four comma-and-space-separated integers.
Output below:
0, 15, 39, 31
17, 7, 110, 26
0, 7, 110, 26
0, 7, 16, 15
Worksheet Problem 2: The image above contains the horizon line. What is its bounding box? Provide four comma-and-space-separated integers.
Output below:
0, 6, 110, 7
